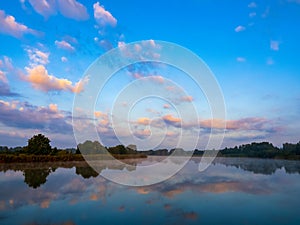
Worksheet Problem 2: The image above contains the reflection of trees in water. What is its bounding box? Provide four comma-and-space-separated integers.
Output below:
23, 168, 52, 189
211, 157, 300, 175
75, 166, 99, 179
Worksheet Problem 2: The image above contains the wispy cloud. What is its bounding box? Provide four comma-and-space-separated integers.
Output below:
93, 2, 117, 27
270, 40, 280, 51
26, 0, 89, 20
0, 10, 39, 38
181, 96, 194, 102
26, 0, 57, 18
235, 25, 246, 32
25, 47, 50, 66
57, 0, 89, 21
55, 40, 75, 52
248, 2, 257, 8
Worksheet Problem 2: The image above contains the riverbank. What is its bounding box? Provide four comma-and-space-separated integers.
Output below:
0, 153, 147, 163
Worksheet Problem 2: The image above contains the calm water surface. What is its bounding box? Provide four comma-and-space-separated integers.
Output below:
0, 157, 300, 225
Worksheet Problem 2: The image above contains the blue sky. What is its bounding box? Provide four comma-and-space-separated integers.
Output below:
0, 0, 299, 149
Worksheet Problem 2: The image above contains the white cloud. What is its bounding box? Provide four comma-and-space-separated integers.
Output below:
234, 25, 246, 32
26, 47, 50, 66
270, 40, 280, 51
93, 2, 117, 27
55, 40, 75, 52
249, 12, 256, 18
61, 56, 68, 62
0, 10, 38, 38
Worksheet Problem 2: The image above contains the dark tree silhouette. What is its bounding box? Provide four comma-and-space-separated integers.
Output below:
27, 134, 52, 155
23, 168, 51, 188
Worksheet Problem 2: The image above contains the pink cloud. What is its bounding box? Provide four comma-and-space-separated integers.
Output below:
93, 2, 117, 27
55, 40, 75, 52
163, 104, 171, 109
27, 0, 57, 18
181, 95, 193, 102
26, 0, 88, 20
0, 10, 38, 38
57, 0, 89, 21
200, 117, 269, 130
150, 75, 164, 84
23, 65, 86, 93
162, 114, 181, 127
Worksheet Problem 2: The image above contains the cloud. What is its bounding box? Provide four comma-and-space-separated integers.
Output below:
27, 0, 88, 20
270, 40, 280, 51
0, 100, 72, 133
55, 40, 75, 52
181, 95, 193, 102
162, 114, 181, 127
23, 65, 86, 93
248, 2, 257, 8
26, 47, 50, 66
136, 117, 151, 126
61, 56, 68, 62
0, 81, 19, 97
163, 104, 171, 109
94, 111, 109, 127
249, 12, 256, 18
0, 57, 19, 97
0, 10, 38, 38
93, 2, 117, 27
235, 25, 246, 32
0, 70, 7, 83
27, 0, 57, 18
57, 0, 89, 21
236, 57, 246, 62
133, 129, 151, 139
200, 117, 274, 131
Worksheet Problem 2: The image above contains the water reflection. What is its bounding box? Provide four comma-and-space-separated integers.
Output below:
23, 168, 52, 188
0, 157, 300, 225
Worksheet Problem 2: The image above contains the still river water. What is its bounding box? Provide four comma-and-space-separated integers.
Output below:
0, 157, 300, 225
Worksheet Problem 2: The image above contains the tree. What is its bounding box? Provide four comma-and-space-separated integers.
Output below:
27, 134, 52, 155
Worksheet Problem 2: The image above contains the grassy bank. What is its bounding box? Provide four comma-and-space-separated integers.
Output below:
0, 153, 147, 163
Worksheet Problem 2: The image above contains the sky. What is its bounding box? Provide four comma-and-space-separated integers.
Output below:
0, 0, 299, 149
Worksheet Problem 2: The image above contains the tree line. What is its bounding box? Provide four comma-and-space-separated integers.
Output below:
1, 134, 300, 161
